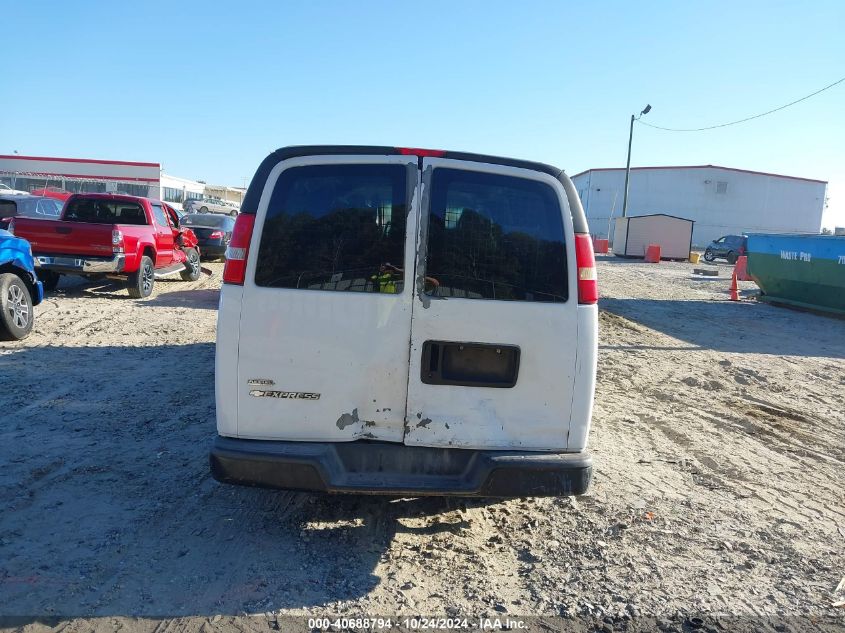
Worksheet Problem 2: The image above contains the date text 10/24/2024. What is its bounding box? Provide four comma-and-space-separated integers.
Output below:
307, 618, 528, 630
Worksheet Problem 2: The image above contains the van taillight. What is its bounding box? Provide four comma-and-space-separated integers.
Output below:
574, 234, 598, 304
222, 213, 256, 285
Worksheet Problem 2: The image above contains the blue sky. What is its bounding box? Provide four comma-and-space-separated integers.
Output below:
3, 1, 844, 226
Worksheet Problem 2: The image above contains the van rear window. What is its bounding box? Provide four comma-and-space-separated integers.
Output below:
425, 169, 568, 302
254, 164, 407, 293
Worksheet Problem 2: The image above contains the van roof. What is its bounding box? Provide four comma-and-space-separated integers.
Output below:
240, 145, 589, 233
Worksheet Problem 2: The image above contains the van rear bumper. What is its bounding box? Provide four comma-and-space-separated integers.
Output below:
210, 436, 592, 497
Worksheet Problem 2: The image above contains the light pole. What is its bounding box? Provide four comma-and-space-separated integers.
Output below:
622, 104, 651, 217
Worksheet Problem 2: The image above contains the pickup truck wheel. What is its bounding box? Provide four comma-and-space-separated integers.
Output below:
40, 271, 61, 292
127, 256, 155, 298
180, 248, 201, 281
0, 273, 34, 341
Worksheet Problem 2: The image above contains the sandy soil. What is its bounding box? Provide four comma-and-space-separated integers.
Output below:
0, 257, 843, 633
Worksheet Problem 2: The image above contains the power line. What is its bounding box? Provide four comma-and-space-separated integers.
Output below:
637, 76, 845, 132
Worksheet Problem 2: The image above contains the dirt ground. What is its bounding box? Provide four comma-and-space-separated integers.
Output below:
1, 257, 843, 633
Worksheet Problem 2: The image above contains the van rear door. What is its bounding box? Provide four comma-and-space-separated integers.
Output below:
403, 158, 579, 451
235, 155, 420, 442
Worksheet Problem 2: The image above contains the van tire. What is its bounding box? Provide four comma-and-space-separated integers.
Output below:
180, 248, 201, 281
0, 272, 34, 340
40, 271, 61, 292
127, 256, 155, 298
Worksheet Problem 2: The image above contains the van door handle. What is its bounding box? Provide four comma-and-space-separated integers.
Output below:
55, 226, 72, 234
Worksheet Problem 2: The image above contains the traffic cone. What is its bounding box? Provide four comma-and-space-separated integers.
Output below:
729, 270, 739, 301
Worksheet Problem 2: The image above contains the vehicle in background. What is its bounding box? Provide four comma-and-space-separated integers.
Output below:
0, 229, 43, 340
8, 194, 202, 297
210, 145, 598, 498
0, 195, 64, 230
180, 213, 235, 260
0, 183, 30, 196
185, 196, 239, 217
704, 234, 747, 264
29, 186, 73, 202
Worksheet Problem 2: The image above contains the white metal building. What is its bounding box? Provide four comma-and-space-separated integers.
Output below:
571, 165, 828, 246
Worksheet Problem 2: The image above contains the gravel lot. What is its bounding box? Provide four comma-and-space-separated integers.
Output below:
1, 258, 843, 632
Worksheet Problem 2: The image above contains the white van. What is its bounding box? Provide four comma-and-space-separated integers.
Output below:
211, 146, 597, 497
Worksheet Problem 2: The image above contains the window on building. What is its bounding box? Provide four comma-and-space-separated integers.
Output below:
163, 187, 184, 203
64, 180, 107, 194
115, 183, 150, 197
425, 169, 568, 303
254, 163, 408, 293
3, 177, 64, 194
716, 181, 728, 194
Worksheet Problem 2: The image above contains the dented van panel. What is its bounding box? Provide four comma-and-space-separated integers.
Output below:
403, 158, 580, 451
232, 154, 420, 443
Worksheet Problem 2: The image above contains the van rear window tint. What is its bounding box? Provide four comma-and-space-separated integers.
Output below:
425, 169, 567, 302
254, 164, 407, 293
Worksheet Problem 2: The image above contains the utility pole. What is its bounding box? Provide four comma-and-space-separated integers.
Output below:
622, 104, 652, 217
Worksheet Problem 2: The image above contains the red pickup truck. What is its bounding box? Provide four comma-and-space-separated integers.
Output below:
9, 193, 201, 298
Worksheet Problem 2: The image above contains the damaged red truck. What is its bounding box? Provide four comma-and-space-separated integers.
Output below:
8, 193, 202, 297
